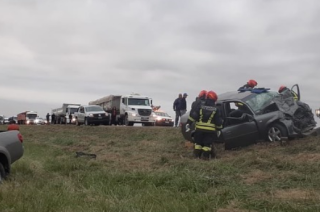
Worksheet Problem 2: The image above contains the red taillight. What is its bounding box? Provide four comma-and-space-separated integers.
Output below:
18, 133, 23, 143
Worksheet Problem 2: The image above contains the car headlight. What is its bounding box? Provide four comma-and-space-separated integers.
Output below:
156, 117, 162, 121
105, 112, 109, 116
89, 114, 94, 117
131, 113, 136, 117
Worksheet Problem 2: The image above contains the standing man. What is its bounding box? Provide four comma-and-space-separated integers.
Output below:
180, 93, 188, 116
51, 113, 56, 124
46, 113, 50, 125
173, 93, 182, 127
69, 114, 72, 124
187, 91, 223, 160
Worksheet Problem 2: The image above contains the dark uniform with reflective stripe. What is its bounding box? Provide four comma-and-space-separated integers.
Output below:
188, 99, 223, 159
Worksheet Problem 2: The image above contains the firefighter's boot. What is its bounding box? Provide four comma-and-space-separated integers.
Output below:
193, 149, 202, 159
193, 144, 203, 159
202, 151, 211, 160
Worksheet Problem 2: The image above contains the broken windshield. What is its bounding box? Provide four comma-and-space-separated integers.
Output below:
245, 91, 278, 113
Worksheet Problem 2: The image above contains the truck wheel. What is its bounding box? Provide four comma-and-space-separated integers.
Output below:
85, 118, 89, 126
75, 118, 80, 126
267, 123, 288, 142
0, 163, 6, 183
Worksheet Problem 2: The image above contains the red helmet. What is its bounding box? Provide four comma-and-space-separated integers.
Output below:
278, 85, 287, 93
247, 79, 258, 88
206, 91, 218, 101
198, 90, 207, 99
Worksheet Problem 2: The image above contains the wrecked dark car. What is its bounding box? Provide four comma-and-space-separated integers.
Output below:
180, 84, 317, 150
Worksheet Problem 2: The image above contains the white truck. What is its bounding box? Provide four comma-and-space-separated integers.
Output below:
89, 93, 156, 126
52, 103, 81, 124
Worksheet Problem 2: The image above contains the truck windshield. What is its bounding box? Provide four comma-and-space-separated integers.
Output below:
70, 108, 78, 114
27, 114, 37, 119
86, 106, 103, 112
128, 98, 150, 106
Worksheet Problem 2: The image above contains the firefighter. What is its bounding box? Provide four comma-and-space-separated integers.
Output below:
278, 85, 298, 101
238, 79, 258, 91
186, 90, 223, 160
186, 90, 207, 127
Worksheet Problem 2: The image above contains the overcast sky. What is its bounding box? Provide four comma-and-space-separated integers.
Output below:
0, 0, 319, 124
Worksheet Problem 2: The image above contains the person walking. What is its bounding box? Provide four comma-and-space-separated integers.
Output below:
186, 90, 223, 160
69, 114, 72, 124
173, 93, 182, 127
179, 93, 188, 116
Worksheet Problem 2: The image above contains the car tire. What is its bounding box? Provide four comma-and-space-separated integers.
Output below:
0, 163, 6, 183
267, 123, 288, 142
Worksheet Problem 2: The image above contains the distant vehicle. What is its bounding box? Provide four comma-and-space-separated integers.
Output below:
34, 117, 46, 125
74, 105, 110, 126
52, 103, 81, 124
89, 93, 156, 126
180, 84, 317, 150
8, 116, 18, 124
0, 130, 24, 183
154, 111, 174, 127
3, 118, 9, 125
17, 111, 38, 125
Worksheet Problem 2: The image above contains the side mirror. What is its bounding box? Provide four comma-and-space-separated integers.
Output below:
245, 114, 254, 122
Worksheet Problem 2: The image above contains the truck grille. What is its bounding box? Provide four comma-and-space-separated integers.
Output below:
138, 109, 152, 116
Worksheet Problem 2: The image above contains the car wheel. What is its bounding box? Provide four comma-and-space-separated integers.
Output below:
267, 123, 288, 142
0, 163, 6, 183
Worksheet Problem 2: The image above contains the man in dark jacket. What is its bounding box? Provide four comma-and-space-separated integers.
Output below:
173, 93, 182, 127
179, 93, 188, 116
187, 90, 223, 160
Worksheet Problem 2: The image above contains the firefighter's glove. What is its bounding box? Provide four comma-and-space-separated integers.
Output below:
185, 124, 190, 132
217, 131, 221, 137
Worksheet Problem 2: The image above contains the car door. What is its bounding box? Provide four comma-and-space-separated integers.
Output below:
78, 107, 85, 123
220, 101, 260, 150
290, 84, 300, 101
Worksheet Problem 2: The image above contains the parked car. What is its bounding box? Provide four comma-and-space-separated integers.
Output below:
8, 116, 18, 124
34, 117, 46, 125
153, 111, 174, 126
74, 105, 110, 126
180, 84, 317, 150
0, 130, 24, 182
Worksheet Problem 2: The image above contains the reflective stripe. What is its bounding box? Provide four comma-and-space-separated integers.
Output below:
195, 144, 202, 150
195, 109, 217, 131
202, 146, 211, 152
188, 116, 195, 122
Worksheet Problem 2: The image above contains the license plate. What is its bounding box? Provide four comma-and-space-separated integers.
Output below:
141, 117, 149, 121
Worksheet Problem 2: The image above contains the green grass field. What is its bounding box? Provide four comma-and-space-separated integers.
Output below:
1, 125, 320, 212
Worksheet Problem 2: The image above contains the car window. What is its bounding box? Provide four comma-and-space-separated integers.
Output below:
245, 92, 278, 113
